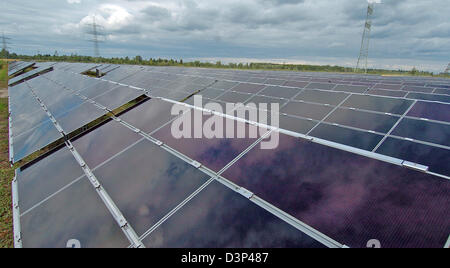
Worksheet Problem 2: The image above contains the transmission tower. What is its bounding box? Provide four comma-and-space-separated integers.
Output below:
356, 2, 376, 74
1, 32, 11, 59
445, 63, 450, 74
85, 16, 104, 57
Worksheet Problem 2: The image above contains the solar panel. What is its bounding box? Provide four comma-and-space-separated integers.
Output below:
376, 137, 450, 176
8, 62, 35, 77
142, 180, 326, 248
281, 101, 334, 120
391, 118, 450, 147
309, 123, 384, 151
406, 101, 450, 123
92, 86, 143, 111
324, 108, 399, 133
221, 134, 450, 248
8, 66, 53, 86
93, 139, 211, 236
12, 120, 63, 162
19, 176, 130, 248
72, 119, 143, 168
9, 62, 450, 248
295, 90, 350, 106
54, 102, 107, 134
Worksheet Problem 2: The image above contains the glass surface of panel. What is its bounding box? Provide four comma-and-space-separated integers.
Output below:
72, 120, 143, 168
258, 86, 300, 99
193, 77, 216, 85
20, 178, 129, 248
93, 139, 209, 236
391, 118, 450, 147
55, 102, 107, 134
406, 92, 450, 103
143, 181, 325, 248
119, 98, 178, 134
13, 120, 62, 162
93, 86, 143, 111
222, 134, 450, 248
17, 147, 84, 212
11, 112, 50, 138
46, 94, 85, 118
434, 88, 450, 95
78, 81, 120, 99
376, 137, 450, 176
248, 77, 267, 83
325, 108, 400, 133
9, 83, 32, 105
217, 91, 251, 103
211, 81, 239, 90
152, 111, 267, 172
283, 81, 309, 88
245, 95, 287, 110
342, 95, 414, 115
373, 84, 403, 90
198, 88, 225, 99
403, 86, 434, 93
232, 83, 266, 94
309, 123, 383, 151
264, 78, 286, 86
306, 82, 336, 91
295, 90, 349, 106
367, 89, 408, 98
281, 101, 334, 120
407, 102, 450, 123
278, 114, 317, 134
333, 85, 368, 93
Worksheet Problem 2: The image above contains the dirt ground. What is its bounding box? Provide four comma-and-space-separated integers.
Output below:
0, 89, 7, 98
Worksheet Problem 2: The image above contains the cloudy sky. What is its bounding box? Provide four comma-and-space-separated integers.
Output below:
1, 0, 449, 72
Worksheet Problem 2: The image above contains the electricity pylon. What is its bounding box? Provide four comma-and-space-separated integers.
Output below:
1, 32, 11, 59
85, 16, 104, 57
356, 2, 376, 74
445, 63, 450, 74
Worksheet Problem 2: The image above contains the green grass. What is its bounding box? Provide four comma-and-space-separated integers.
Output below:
0, 61, 7, 88
0, 60, 12, 248
0, 98, 14, 248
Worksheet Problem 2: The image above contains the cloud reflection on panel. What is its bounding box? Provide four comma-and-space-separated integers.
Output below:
143, 181, 326, 248
221, 133, 450, 248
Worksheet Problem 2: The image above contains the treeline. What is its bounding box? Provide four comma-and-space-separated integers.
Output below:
0, 49, 439, 76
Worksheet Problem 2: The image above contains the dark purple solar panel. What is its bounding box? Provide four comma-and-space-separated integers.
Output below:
407, 102, 450, 123
376, 137, 450, 176
143, 181, 326, 248
222, 134, 450, 248
152, 111, 267, 172
391, 118, 450, 147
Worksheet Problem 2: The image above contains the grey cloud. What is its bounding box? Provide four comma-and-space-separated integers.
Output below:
1, 0, 448, 72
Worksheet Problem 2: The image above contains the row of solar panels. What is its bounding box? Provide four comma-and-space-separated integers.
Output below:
13, 93, 450, 248
102, 65, 450, 102
8, 62, 450, 175
8, 61, 35, 77
9, 61, 450, 248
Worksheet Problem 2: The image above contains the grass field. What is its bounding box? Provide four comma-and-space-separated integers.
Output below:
0, 61, 13, 248
0, 61, 7, 88
0, 98, 13, 248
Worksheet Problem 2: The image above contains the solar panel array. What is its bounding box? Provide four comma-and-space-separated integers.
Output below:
8, 61, 450, 248
7, 61, 36, 77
